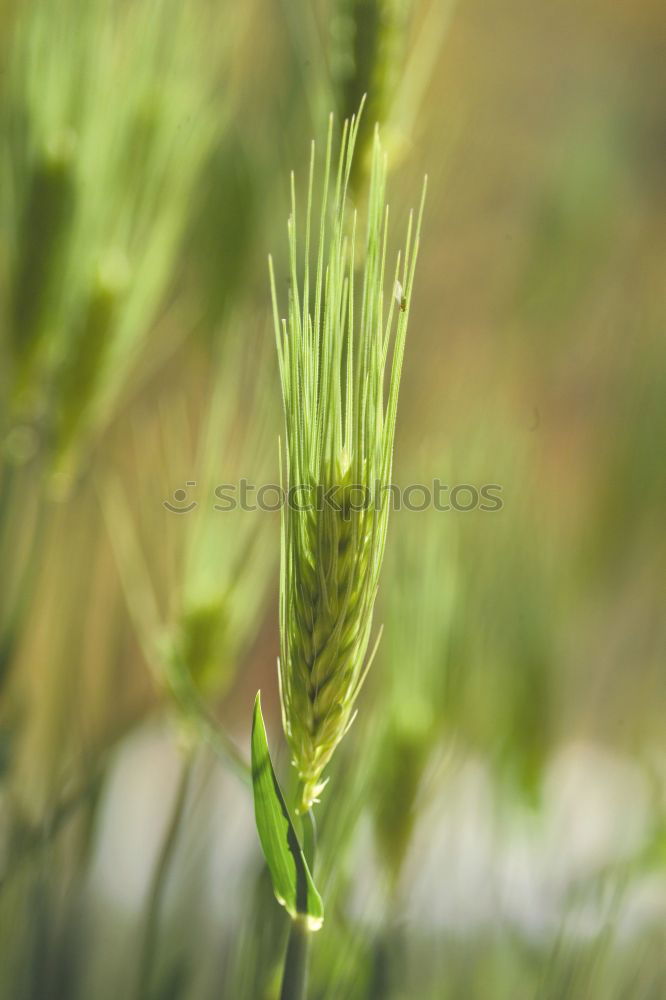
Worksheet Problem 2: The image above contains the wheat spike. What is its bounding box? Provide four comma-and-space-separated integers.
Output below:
270, 103, 426, 812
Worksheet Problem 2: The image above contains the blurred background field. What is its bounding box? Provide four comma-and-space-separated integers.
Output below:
1, 0, 665, 997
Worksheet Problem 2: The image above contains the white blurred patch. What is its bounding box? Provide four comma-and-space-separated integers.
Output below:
397, 742, 661, 941
403, 755, 498, 933
542, 741, 651, 878
204, 755, 256, 923
87, 719, 184, 911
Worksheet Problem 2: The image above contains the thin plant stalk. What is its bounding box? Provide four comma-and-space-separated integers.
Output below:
134, 751, 194, 1000
0, 461, 48, 685
280, 810, 317, 1000
280, 918, 311, 1000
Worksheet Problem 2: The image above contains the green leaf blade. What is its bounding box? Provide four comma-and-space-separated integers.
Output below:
251, 692, 324, 930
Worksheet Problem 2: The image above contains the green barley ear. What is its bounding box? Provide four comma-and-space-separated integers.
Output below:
54, 249, 130, 463
330, 0, 457, 186
331, 0, 408, 170
1, 0, 237, 473
270, 104, 426, 813
9, 134, 77, 397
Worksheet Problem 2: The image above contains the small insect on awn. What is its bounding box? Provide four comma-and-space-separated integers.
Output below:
394, 280, 407, 312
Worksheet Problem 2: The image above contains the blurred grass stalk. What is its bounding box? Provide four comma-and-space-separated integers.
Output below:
103, 327, 278, 994
103, 332, 276, 766
0, 0, 241, 813
330, 0, 456, 183
371, 509, 458, 898
0, 0, 234, 477
282, 0, 456, 186
0, 1, 253, 983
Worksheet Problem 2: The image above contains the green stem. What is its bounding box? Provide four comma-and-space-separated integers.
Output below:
165, 653, 252, 785
302, 808, 317, 869
0, 456, 48, 689
280, 809, 317, 1000
134, 751, 193, 1000
280, 918, 311, 1000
